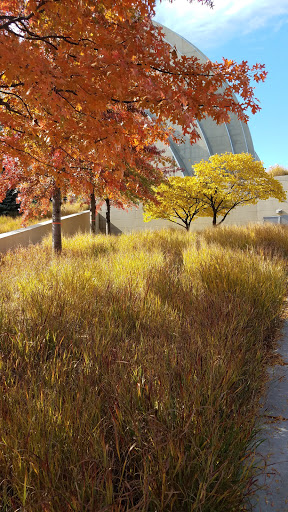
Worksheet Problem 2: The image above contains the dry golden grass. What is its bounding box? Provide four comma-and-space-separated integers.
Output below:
200, 222, 288, 260
0, 226, 287, 511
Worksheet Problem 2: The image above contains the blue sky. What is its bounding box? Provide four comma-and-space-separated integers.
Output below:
154, 0, 288, 170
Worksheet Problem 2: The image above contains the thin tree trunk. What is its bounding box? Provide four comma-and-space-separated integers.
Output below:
105, 197, 111, 235
90, 190, 96, 234
212, 211, 217, 226
52, 186, 62, 254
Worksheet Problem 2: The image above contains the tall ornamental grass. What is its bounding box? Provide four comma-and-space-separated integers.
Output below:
201, 222, 288, 260
0, 226, 287, 511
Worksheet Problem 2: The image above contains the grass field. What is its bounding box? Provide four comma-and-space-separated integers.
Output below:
0, 201, 88, 234
0, 224, 287, 511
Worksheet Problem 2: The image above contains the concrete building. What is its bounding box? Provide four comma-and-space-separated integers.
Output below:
97, 24, 268, 234
154, 23, 258, 174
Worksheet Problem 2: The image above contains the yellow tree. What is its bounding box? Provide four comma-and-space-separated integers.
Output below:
267, 164, 288, 177
143, 176, 206, 231
194, 153, 286, 226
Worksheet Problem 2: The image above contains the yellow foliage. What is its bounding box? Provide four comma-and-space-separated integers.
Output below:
193, 153, 286, 225
267, 164, 288, 177
144, 153, 286, 228
143, 177, 206, 231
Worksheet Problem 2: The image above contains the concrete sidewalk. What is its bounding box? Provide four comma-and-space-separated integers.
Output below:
250, 319, 288, 511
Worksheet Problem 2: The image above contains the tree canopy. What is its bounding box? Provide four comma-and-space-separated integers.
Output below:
267, 164, 288, 177
143, 176, 206, 231
143, 153, 286, 229
0, 0, 267, 184
194, 153, 286, 225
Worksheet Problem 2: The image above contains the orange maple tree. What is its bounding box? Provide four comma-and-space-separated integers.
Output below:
0, 0, 267, 251
1, 138, 169, 249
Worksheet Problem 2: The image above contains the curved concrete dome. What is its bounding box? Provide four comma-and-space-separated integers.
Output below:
156, 24, 258, 176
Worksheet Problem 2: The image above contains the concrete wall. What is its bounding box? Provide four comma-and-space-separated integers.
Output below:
0, 210, 92, 254
97, 205, 175, 235
97, 177, 288, 234
257, 176, 288, 220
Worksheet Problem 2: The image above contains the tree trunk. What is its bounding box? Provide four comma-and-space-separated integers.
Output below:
105, 198, 111, 235
90, 190, 96, 234
212, 211, 217, 227
185, 224, 190, 232
52, 186, 62, 254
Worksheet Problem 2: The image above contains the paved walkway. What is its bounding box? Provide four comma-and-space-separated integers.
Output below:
250, 319, 288, 511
